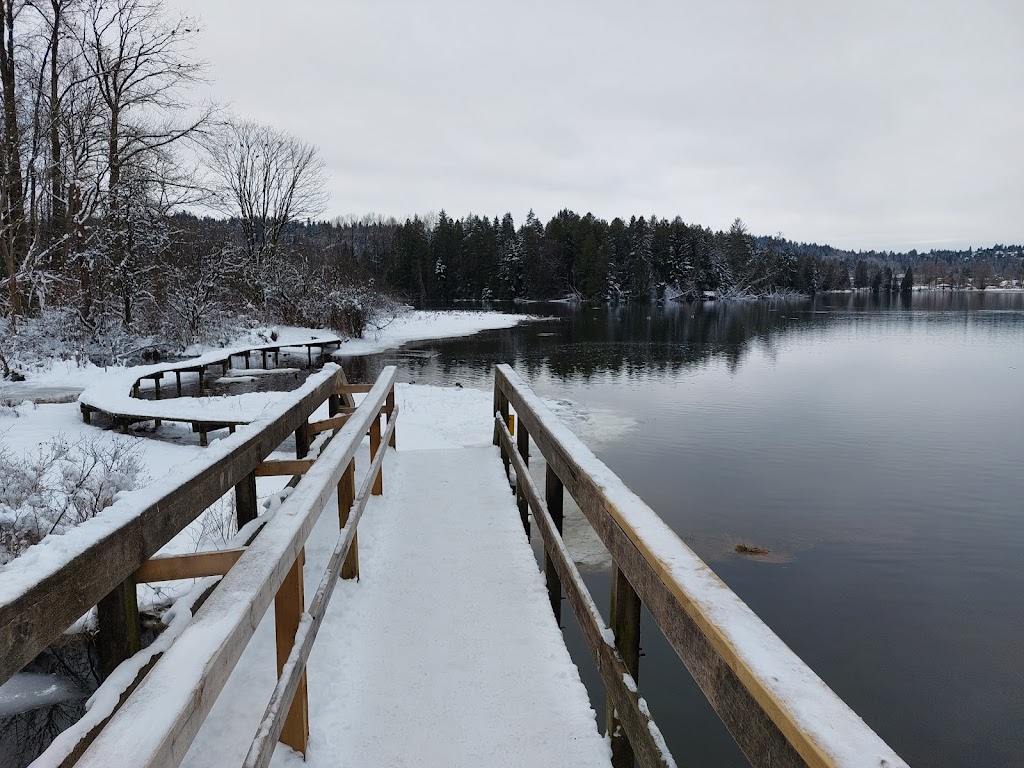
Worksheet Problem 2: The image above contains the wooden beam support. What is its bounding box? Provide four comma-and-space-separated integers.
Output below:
135, 549, 245, 583
309, 414, 350, 435
235, 472, 258, 528
516, 418, 530, 538
274, 550, 309, 755
255, 459, 316, 477
386, 388, 397, 448
295, 421, 311, 459
545, 465, 564, 625
608, 566, 642, 768
337, 459, 358, 580
370, 416, 383, 496
335, 383, 373, 394
96, 577, 141, 681
491, 366, 911, 768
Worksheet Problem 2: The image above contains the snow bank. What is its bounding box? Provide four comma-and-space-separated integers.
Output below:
331, 309, 541, 357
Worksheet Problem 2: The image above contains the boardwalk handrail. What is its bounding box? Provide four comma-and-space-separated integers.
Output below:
0, 364, 346, 686
42, 366, 399, 766
493, 364, 908, 768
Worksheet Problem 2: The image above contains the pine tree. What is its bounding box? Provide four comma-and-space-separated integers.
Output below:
853, 260, 870, 289
627, 216, 653, 300
901, 267, 914, 293
497, 212, 524, 300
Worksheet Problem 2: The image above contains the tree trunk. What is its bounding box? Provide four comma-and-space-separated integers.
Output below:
48, 0, 64, 261
0, 0, 27, 315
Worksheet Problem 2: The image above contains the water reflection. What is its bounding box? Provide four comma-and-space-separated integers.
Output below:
348, 292, 1024, 389
0, 639, 95, 768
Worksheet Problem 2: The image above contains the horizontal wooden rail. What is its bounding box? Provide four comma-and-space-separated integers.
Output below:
134, 549, 245, 582
495, 415, 671, 768
493, 364, 908, 768
336, 383, 373, 394
244, 407, 399, 768
71, 367, 399, 768
0, 366, 345, 686
255, 458, 316, 476
309, 414, 351, 435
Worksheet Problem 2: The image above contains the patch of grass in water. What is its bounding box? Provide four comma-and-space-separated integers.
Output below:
734, 543, 771, 556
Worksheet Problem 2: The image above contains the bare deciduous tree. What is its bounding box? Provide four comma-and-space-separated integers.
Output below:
204, 119, 327, 307
76, 0, 214, 326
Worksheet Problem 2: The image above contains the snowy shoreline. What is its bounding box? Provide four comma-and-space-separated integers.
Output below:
0, 309, 541, 405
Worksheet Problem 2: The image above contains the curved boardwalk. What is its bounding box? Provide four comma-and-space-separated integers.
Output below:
78, 336, 343, 443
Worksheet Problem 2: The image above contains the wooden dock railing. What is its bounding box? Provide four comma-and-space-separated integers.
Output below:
0, 364, 398, 766
493, 364, 908, 768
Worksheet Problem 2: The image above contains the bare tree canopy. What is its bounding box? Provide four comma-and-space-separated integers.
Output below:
205, 119, 327, 272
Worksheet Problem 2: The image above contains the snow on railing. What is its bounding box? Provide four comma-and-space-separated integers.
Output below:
493, 363, 909, 768
0, 365, 346, 689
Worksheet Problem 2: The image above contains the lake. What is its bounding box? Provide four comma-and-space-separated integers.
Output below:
348, 291, 1024, 767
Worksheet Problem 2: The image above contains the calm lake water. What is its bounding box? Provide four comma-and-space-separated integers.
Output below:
349, 292, 1024, 768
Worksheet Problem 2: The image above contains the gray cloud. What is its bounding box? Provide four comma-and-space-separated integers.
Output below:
172, 0, 1023, 250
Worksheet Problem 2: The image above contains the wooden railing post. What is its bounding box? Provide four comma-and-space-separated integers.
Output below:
492, 374, 502, 447
516, 420, 530, 538
235, 471, 258, 529
275, 549, 309, 755
328, 393, 341, 417
386, 388, 397, 448
370, 414, 383, 496
501, 406, 512, 478
608, 566, 642, 768
295, 421, 311, 460
96, 577, 141, 680
337, 459, 359, 580
545, 465, 564, 625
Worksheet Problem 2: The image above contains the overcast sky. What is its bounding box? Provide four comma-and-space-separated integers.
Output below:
171, 0, 1022, 251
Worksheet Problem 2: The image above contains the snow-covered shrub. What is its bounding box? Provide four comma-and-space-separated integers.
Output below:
0, 435, 147, 564
0, 306, 161, 371
295, 284, 403, 339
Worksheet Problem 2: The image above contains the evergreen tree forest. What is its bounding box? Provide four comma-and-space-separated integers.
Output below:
288, 212, 1024, 306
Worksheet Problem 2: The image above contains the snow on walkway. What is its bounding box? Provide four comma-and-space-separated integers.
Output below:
273, 445, 609, 767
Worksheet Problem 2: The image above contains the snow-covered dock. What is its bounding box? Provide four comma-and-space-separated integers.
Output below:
269, 446, 611, 767
1, 355, 909, 768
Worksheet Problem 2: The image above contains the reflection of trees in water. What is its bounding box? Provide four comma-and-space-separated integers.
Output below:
0, 637, 97, 768
341, 292, 1024, 387
516, 298, 814, 380
512, 292, 1024, 381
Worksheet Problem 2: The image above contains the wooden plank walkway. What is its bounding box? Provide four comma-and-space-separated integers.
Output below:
181, 445, 610, 768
